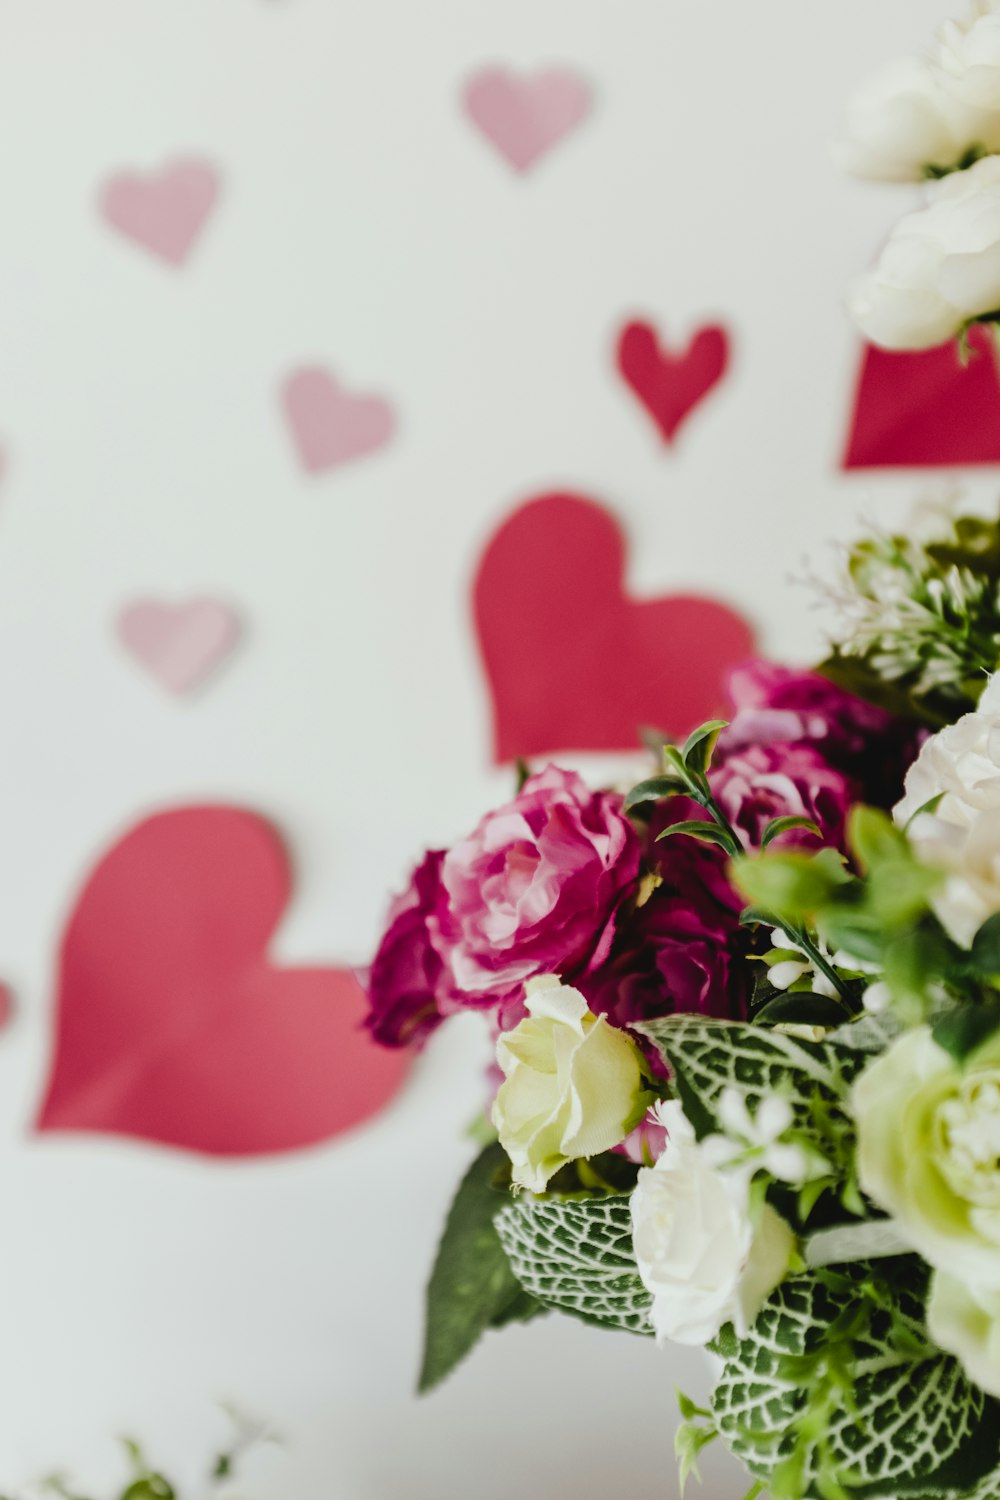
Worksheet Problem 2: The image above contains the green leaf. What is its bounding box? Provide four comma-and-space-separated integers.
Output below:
761, 817, 822, 849
636, 1014, 860, 1149
732, 849, 850, 922
418, 1142, 544, 1393
848, 806, 907, 871
681, 719, 729, 775
712, 1261, 987, 1499
753, 992, 853, 1030
655, 819, 740, 852
933, 1001, 1000, 1063
623, 774, 688, 812
971, 913, 1000, 976
495, 1193, 652, 1336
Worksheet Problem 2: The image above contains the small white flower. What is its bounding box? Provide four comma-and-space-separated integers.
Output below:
630, 1100, 794, 1346
862, 980, 893, 1014
711, 1088, 819, 1187
848, 155, 1000, 349
929, 1272, 1000, 1396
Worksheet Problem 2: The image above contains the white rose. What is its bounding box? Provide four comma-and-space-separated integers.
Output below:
492, 976, 646, 1193
853, 1024, 1000, 1286
929, 1271, 1000, 1397
629, 1101, 794, 1345
835, 56, 996, 183
894, 674, 1000, 946
847, 155, 1000, 349
940, 10, 1000, 114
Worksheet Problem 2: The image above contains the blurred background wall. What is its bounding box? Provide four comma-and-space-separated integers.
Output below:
0, 0, 980, 1493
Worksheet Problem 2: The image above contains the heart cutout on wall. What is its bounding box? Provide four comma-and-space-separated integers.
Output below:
474, 491, 754, 762
99, 158, 220, 267
281, 367, 397, 474
462, 66, 592, 173
843, 326, 1000, 467
116, 598, 241, 694
36, 807, 411, 1155
616, 319, 730, 444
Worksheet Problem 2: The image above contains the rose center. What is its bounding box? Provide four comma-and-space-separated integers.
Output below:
935, 1071, 1000, 1205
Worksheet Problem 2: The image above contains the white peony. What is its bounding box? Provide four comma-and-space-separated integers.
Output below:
835, 56, 999, 182
629, 1100, 794, 1345
847, 154, 1000, 349
929, 1272, 1000, 1397
894, 673, 1000, 946
939, 8, 1000, 113
492, 976, 646, 1193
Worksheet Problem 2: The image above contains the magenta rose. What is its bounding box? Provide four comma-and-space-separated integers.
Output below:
718, 660, 911, 807
581, 887, 747, 1028
362, 850, 447, 1048
429, 765, 641, 1009
710, 741, 856, 852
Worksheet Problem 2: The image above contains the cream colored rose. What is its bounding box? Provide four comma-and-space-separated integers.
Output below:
835, 56, 998, 182
853, 1025, 1000, 1285
847, 156, 1000, 350
492, 977, 646, 1193
929, 1271, 1000, 1397
895, 674, 1000, 946
630, 1101, 794, 1345
939, 10, 1000, 113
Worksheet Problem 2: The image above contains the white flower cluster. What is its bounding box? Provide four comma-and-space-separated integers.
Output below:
841, 4, 1000, 348
629, 1094, 812, 1345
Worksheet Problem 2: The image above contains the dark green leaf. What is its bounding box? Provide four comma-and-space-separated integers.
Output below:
623, 774, 687, 812
655, 819, 739, 852
971, 913, 1000, 976
681, 719, 728, 775
418, 1142, 541, 1394
760, 816, 822, 849
753, 992, 854, 1029
933, 1002, 1000, 1063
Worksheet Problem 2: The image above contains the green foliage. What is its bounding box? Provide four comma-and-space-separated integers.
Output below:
637, 1015, 864, 1228
625, 721, 745, 858
494, 1192, 652, 1336
823, 509, 1000, 722
711, 1261, 989, 1500
676, 1391, 720, 1492
419, 1141, 544, 1393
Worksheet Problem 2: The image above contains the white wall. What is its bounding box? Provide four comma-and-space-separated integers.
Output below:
0, 0, 970, 1493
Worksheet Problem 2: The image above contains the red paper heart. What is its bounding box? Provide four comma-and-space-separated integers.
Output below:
843, 326, 1000, 467
36, 808, 410, 1156
474, 491, 754, 762
616, 320, 729, 443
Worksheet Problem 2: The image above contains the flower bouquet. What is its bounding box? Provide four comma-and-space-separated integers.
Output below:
364, 8, 1000, 1499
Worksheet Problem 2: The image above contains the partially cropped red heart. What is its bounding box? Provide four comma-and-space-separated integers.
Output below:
843, 326, 1000, 467
473, 491, 754, 762
616, 319, 729, 443
36, 807, 410, 1156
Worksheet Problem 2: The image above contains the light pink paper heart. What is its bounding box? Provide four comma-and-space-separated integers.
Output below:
99, 158, 220, 266
117, 599, 240, 694
463, 67, 592, 173
281, 367, 396, 474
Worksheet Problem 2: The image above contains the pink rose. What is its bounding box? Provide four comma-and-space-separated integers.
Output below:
429, 765, 641, 1008
361, 850, 447, 1048
710, 741, 856, 852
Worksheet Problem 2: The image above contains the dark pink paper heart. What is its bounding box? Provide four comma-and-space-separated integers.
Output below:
474, 491, 755, 761
36, 807, 410, 1156
843, 326, 1000, 467
617, 320, 730, 443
